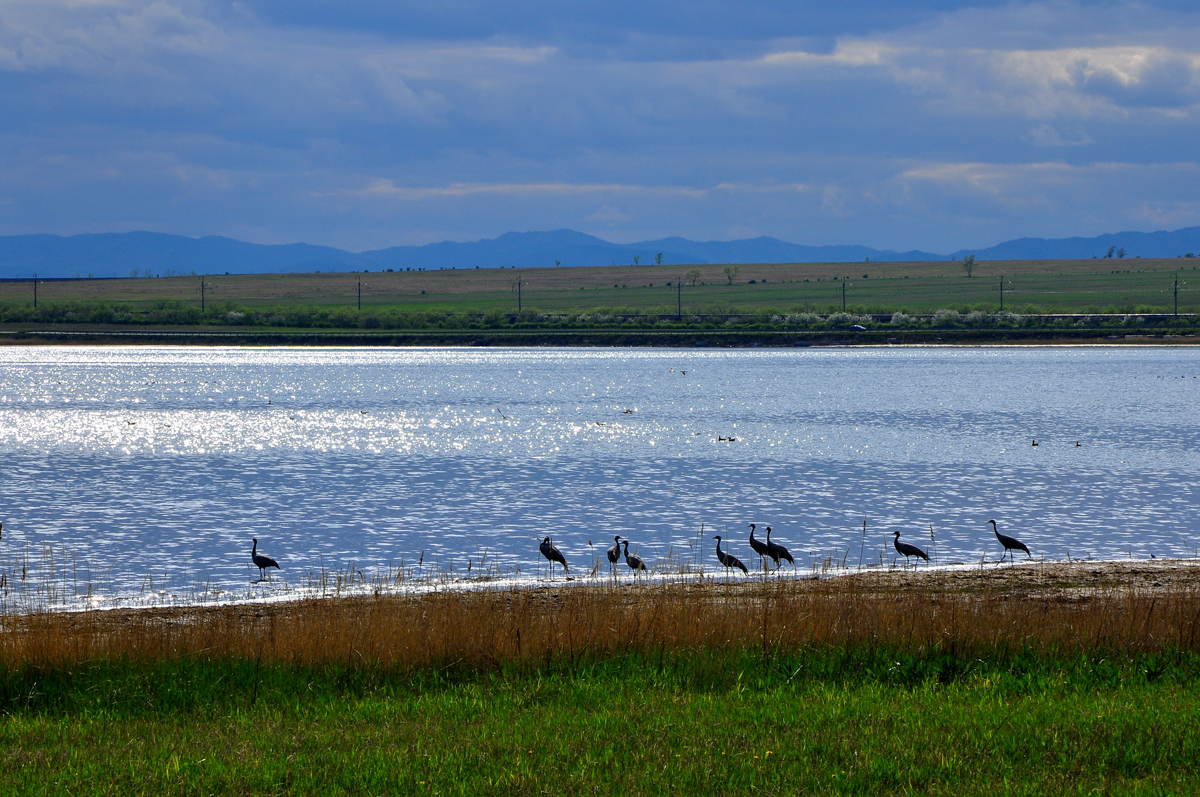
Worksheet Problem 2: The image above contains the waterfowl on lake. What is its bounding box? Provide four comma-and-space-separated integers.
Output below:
891, 530, 929, 567
539, 537, 569, 579
713, 535, 748, 575
989, 519, 1031, 562
251, 538, 280, 581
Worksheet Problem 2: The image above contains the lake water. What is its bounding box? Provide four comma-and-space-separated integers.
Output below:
0, 345, 1197, 606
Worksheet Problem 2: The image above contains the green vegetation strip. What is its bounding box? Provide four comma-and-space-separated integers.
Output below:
3, 649, 1198, 794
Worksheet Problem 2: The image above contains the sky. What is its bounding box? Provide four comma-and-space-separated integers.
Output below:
0, 1, 1198, 253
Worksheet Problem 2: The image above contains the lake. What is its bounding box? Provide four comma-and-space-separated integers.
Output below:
0, 345, 1196, 607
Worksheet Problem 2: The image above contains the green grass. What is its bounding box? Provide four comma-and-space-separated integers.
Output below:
3, 259, 1199, 323
4, 649, 1200, 794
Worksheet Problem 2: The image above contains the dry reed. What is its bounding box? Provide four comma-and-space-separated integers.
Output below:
4, 566, 1199, 670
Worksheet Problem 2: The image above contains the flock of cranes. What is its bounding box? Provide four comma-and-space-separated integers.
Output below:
537, 519, 1031, 580
248, 519, 1030, 585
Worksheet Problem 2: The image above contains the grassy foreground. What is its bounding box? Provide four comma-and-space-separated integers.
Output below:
4, 651, 1199, 795
4, 574, 1200, 794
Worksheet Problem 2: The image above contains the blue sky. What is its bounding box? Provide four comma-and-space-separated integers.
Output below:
0, 1, 1197, 252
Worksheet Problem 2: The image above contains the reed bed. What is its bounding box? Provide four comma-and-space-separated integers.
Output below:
4, 568, 1199, 670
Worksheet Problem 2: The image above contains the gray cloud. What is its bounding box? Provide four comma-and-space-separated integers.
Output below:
0, 0, 1197, 251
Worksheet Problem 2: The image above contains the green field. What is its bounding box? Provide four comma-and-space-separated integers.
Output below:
3, 649, 1198, 795
1, 257, 1198, 321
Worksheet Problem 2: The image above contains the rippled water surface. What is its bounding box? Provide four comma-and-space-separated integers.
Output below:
0, 345, 1197, 601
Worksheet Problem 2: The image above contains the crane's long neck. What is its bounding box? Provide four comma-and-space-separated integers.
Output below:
715, 538, 724, 558
252, 539, 257, 556
990, 522, 1000, 540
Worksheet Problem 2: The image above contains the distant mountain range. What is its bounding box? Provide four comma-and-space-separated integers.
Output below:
2, 226, 1199, 279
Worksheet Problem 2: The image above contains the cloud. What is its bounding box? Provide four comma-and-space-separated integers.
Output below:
1026, 123, 1093, 146
0, 1, 1198, 252
348, 179, 708, 199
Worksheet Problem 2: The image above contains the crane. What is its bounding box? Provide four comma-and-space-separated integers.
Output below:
606, 536, 623, 577
765, 527, 795, 571
988, 519, 1030, 563
539, 537, 569, 580
713, 535, 748, 576
251, 538, 280, 581
622, 539, 648, 576
891, 530, 929, 568
748, 523, 769, 571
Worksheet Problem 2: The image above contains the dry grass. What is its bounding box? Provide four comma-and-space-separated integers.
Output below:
5, 564, 1200, 669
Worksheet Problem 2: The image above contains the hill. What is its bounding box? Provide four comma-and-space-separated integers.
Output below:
2, 226, 1199, 279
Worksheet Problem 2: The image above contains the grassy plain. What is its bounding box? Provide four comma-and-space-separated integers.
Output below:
2, 257, 1198, 316
4, 565, 1200, 793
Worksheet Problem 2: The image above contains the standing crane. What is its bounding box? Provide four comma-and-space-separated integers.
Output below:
713, 535, 748, 576
539, 537, 569, 580
606, 536, 623, 577
251, 538, 280, 581
622, 539, 648, 576
891, 530, 929, 568
764, 527, 795, 571
988, 519, 1030, 563
748, 523, 769, 571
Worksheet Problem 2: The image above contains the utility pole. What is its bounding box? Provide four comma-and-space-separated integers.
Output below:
517, 277, 523, 313
200, 277, 205, 313
357, 278, 362, 311
842, 280, 847, 312
677, 276, 682, 320
1000, 275, 1005, 311
1174, 273, 1179, 317
33, 273, 37, 309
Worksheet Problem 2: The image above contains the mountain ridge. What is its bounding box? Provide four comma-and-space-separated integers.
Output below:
2, 226, 1199, 279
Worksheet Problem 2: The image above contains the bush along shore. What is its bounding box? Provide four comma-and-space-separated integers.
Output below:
1, 301, 1198, 346
3, 575, 1200, 793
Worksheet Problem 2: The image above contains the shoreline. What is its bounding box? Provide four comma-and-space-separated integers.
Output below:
2, 326, 1199, 347
5, 557, 1196, 620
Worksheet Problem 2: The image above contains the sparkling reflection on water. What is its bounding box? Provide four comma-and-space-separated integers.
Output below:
0, 345, 1197, 602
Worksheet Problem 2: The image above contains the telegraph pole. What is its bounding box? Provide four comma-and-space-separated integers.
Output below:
358, 278, 362, 311
1000, 275, 1005, 311
33, 273, 37, 309
1174, 273, 1179, 317
842, 280, 847, 312
200, 277, 205, 312
677, 276, 682, 320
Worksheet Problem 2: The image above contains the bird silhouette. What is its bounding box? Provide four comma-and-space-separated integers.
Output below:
606, 536, 622, 576
251, 538, 280, 581
891, 530, 929, 567
714, 535, 748, 575
765, 527, 795, 570
539, 537, 569, 579
988, 519, 1030, 563
622, 539, 647, 574
748, 523, 769, 569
